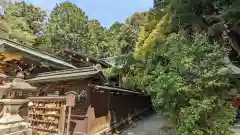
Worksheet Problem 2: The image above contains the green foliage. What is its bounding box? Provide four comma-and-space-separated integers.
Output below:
125, 33, 236, 134
116, 24, 137, 55
42, 2, 89, 53
134, 12, 172, 59
154, 0, 240, 56
106, 22, 138, 57
5, 2, 46, 35
0, 1, 46, 45
126, 12, 148, 31
87, 19, 107, 57
103, 68, 114, 76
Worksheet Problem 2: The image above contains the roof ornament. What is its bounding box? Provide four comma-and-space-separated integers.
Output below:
94, 64, 102, 71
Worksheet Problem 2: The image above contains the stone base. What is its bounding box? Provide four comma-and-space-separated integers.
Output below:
5, 129, 32, 135
0, 114, 25, 125
0, 122, 32, 135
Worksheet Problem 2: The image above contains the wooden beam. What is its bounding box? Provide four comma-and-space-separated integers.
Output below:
70, 57, 93, 67
63, 49, 111, 68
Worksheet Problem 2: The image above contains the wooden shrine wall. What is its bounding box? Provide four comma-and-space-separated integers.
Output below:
87, 88, 152, 135
87, 89, 110, 134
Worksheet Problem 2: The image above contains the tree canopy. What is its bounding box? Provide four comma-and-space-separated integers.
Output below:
0, 1, 46, 45
41, 2, 89, 54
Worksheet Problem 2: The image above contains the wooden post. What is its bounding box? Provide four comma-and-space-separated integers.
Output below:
65, 91, 77, 135
66, 106, 71, 135
59, 105, 66, 135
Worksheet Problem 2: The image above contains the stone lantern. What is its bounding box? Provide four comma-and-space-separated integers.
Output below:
0, 72, 39, 135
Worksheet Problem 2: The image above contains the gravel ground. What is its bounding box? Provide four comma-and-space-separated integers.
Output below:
120, 114, 240, 135
232, 121, 240, 134
121, 114, 172, 135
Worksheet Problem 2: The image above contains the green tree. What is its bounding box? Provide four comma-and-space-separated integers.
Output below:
134, 11, 172, 59
0, 1, 46, 45
115, 24, 137, 55
106, 22, 138, 57
43, 2, 89, 53
6, 2, 47, 35
124, 33, 236, 135
105, 22, 123, 56
126, 12, 148, 32
153, 33, 235, 135
154, 0, 240, 56
0, 2, 43, 45
87, 19, 107, 57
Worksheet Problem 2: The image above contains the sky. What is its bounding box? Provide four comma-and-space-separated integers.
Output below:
24, 0, 153, 28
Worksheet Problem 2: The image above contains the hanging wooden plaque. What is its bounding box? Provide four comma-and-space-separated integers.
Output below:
65, 91, 77, 107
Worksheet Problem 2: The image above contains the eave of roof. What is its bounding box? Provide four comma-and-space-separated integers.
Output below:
26, 64, 107, 84
63, 49, 112, 68
88, 84, 149, 96
0, 38, 76, 69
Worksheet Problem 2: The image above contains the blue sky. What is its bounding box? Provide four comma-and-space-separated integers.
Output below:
24, 0, 153, 28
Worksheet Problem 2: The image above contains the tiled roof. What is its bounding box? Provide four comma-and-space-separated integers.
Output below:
26, 64, 107, 83
0, 37, 76, 69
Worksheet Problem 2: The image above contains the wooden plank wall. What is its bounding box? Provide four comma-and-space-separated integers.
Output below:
87, 88, 152, 135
